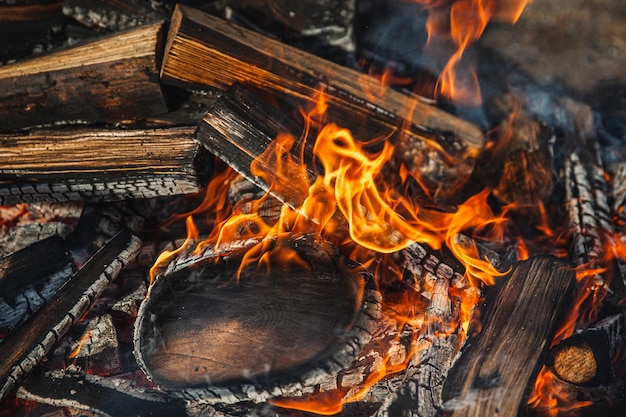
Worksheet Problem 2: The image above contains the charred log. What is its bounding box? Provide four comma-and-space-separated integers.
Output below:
17, 366, 188, 417
0, 21, 167, 131
0, 229, 141, 400
163, 5, 484, 199
441, 256, 576, 417
549, 311, 626, 386
0, 235, 75, 340
0, 127, 211, 205
134, 234, 380, 405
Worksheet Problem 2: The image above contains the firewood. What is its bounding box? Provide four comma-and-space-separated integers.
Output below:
197, 83, 311, 211
17, 367, 189, 417
163, 5, 484, 196
561, 98, 615, 290
441, 256, 576, 417
549, 312, 626, 385
0, 235, 75, 340
0, 127, 212, 205
134, 234, 380, 405
0, 228, 142, 400
0, 21, 167, 131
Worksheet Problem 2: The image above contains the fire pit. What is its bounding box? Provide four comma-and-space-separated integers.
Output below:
1, 1, 625, 416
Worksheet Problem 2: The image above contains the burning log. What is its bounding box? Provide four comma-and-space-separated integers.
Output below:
134, 234, 380, 405
163, 5, 485, 197
197, 83, 311, 210
0, 235, 75, 340
0, 21, 167, 131
549, 311, 626, 386
0, 127, 212, 205
0, 229, 141, 400
441, 256, 576, 417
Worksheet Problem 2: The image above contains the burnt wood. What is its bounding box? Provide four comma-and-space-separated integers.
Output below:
17, 367, 188, 417
0, 127, 212, 205
163, 5, 484, 194
0, 235, 75, 340
0, 21, 167, 131
441, 256, 576, 417
550, 311, 626, 385
0, 229, 141, 400
134, 234, 380, 405
197, 83, 311, 211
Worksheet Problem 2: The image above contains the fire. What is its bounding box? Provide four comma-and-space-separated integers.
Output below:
0, 203, 28, 228
528, 366, 593, 416
417, 0, 531, 105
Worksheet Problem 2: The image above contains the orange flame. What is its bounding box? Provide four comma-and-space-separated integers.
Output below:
417, 0, 531, 105
528, 366, 593, 415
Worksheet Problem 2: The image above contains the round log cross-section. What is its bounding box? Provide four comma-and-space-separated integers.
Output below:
134, 235, 380, 403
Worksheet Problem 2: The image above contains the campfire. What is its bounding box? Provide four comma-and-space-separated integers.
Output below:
1, 0, 625, 416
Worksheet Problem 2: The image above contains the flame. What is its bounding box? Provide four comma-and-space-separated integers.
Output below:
417, 0, 531, 105
528, 366, 593, 415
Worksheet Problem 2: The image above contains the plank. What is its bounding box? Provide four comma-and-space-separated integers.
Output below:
0, 127, 212, 205
441, 256, 576, 417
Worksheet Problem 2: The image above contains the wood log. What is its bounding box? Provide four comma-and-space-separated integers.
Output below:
0, 228, 142, 400
197, 83, 311, 211
163, 5, 484, 198
561, 98, 615, 291
549, 312, 626, 385
0, 21, 167, 131
17, 367, 189, 417
163, 5, 483, 148
0, 127, 212, 205
0, 235, 75, 340
134, 234, 380, 405
441, 256, 576, 417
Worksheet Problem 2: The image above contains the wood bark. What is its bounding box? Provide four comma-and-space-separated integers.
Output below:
0, 228, 141, 400
163, 5, 484, 198
0, 235, 75, 340
441, 256, 576, 417
0, 21, 167, 131
135, 234, 380, 405
0, 127, 212, 205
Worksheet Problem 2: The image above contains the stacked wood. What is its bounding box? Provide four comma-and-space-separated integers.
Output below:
162, 5, 485, 200
0, 228, 142, 400
0, 235, 75, 340
0, 21, 167, 131
0, 127, 212, 205
134, 234, 381, 405
441, 256, 576, 417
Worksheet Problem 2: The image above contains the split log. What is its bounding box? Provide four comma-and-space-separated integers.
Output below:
0, 235, 75, 339
163, 5, 482, 148
0, 21, 167, 131
0, 228, 142, 400
17, 367, 189, 417
134, 234, 380, 405
549, 311, 626, 385
0, 127, 212, 205
163, 5, 484, 199
197, 83, 311, 211
441, 256, 576, 417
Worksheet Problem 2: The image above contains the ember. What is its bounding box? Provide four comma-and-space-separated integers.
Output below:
0, 0, 625, 416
